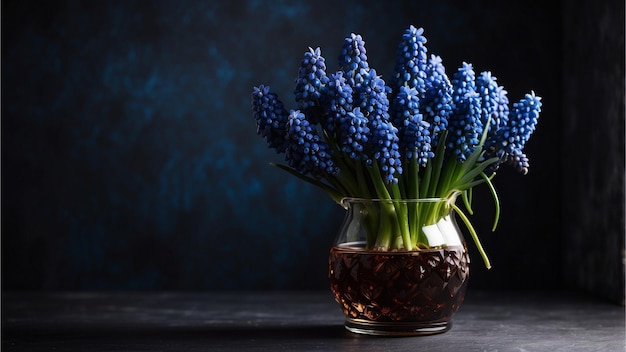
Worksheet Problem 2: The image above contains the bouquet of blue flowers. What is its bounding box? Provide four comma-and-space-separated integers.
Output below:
251, 26, 541, 268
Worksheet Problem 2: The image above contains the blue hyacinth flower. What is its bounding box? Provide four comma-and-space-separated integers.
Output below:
509, 91, 541, 149
337, 107, 370, 161
447, 91, 483, 162
251, 85, 289, 154
368, 116, 403, 183
338, 33, 370, 89
320, 71, 354, 132
476, 71, 501, 132
390, 86, 433, 166
447, 63, 483, 162
285, 110, 338, 178
422, 55, 453, 147
476, 71, 511, 138
355, 69, 391, 121
294, 47, 330, 120
392, 25, 428, 94
485, 91, 541, 174
451, 62, 477, 102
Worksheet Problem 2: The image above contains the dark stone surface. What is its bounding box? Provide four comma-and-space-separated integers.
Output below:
2, 290, 624, 351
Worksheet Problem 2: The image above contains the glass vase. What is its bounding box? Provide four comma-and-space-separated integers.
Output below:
328, 197, 470, 336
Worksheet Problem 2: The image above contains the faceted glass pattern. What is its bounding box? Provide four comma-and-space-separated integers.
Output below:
329, 244, 469, 336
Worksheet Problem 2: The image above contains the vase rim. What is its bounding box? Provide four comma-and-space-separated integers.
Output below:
339, 194, 456, 209
340, 196, 457, 208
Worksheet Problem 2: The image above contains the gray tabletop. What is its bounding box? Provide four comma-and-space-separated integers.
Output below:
2, 290, 624, 351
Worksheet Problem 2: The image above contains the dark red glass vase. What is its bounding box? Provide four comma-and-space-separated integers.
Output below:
328, 198, 470, 336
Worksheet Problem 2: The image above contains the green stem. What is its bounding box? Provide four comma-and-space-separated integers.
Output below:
367, 162, 403, 250
354, 160, 379, 247
408, 154, 420, 245
420, 159, 432, 199
436, 159, 458, 198
451, 203, 492, 269
426, 131, 448, 198
481, 172, 501, 231
391, 181, 412, 250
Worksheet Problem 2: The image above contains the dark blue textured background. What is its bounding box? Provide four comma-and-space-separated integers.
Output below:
2, 0, 563, 290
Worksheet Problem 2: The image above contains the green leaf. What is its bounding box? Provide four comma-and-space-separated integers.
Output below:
455, 157, 500, 187
462, 189, 474, 215
271, 163, 343, 203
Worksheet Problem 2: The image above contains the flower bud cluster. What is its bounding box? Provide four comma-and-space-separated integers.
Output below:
420, 55, 453, 146
476, 71, 501, 132
393, 25, 428, 93
391, 86, 432, 166
447, 63, 483, 162
338, 33, 369, 88
369, 116, 403, 183
295, 47, 329, 114
252, 25, 542, 185
251, 85, 289, 153
338, 108, 370, 161
320, 72, 353, 132
285, 110, 338, 178
484, 92, 542, 174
